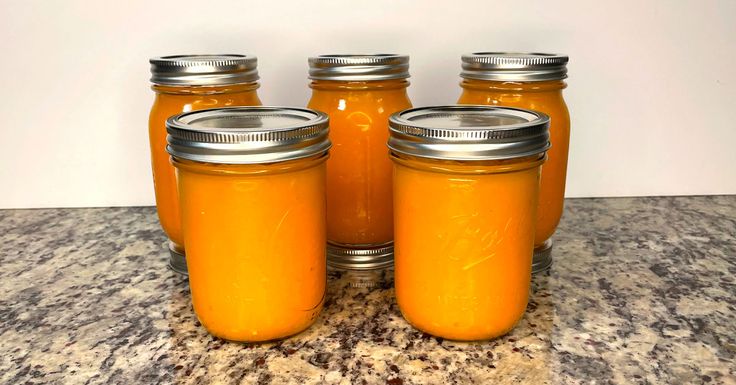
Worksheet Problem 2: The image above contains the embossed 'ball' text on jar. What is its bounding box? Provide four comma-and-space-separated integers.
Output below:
149, 54, 262, 274
457, 53, 570, 273
389, 105, 550, 341
307, 54, 413, 270
166, 107, 330, 342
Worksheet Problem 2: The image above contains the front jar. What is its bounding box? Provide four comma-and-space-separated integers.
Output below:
389, 105, 550, 341
149, 54, 262, 274
307, 54, 412, 270
166, 107, 331, 342
458, 52, 570, 273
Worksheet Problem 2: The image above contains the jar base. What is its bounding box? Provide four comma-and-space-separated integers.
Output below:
398, 309, 521, 341
532, 240, 553, 274
326, 242, 394, 271
168, 241, 188, 275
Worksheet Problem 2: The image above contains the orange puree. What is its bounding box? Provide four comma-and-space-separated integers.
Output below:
172, 155, 326, 342
458, 79, 569, 247
148, 83, 261, 251
392, 153, 544, 340
308, 79, 411, 246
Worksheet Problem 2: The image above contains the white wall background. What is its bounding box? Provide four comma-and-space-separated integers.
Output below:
0, 0, 734, 209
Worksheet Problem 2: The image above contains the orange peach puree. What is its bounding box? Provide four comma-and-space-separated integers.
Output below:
148, 83, 261, 249
173, 155, 327, 342
393, 154, 543, 340
308, 80, 411, 246
458, 80, 569, 247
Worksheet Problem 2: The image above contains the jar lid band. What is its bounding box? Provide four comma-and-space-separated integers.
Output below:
389, 105, 550, 161
150, 54, 259, 86
308, 54, 410, 81
166, 106, 330, 164
461, 52, 568, 82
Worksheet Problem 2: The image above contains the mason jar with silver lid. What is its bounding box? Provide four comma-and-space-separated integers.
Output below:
389, 105, 550, 341
307, 54, 412, 271
458, 52, 570, 273
166, 106, 330, 343
148, 54, 262, 275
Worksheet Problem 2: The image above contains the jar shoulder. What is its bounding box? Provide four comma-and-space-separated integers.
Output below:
308, 92, 412, 115
150, 92, 262, 118
458, 90, 569, 121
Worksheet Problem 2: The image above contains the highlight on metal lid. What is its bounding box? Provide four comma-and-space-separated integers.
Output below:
150, 54, 259, 86
308, 54, 410, 81
166, 106, 330, 164
461, 52, 568, 82
388, 105, 550, 161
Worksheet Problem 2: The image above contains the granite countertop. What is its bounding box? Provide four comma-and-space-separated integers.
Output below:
1, 196, 735, 385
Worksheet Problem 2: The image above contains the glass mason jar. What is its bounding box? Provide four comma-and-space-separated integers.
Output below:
457, 53, 569, 273
389, 106, 550, 341
166, 107, 330, 342
149, 54, 262, 274
307, 54, 412, 270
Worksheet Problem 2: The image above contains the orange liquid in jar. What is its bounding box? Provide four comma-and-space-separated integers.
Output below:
458, 80, 569, 247
392, 153, 544, 340
308, 79, 412, 246
173, 155, 326, 342
148, 83, 261, 250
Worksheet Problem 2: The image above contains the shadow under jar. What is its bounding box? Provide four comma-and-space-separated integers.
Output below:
389, 105, 550, 341
166, 107, 330, 342
149, 54, 262, 274
457, 53, 570, 273
307, 54, 413, 270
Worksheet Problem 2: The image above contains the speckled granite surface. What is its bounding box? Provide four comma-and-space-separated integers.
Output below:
1, 196, 735, 385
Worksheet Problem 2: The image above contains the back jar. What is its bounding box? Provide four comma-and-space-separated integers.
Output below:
307, 54, 412, 270
458, 52, 570, 273
148, 54, 262, 274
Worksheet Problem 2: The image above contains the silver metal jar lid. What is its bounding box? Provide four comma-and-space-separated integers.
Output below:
327, 243, 394, 271
166, 106, 330, 164
150, 54, 259, 86
461, 52, 568, 82
308, 54, 410, 81
388, 105, 550, 161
